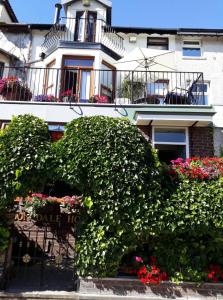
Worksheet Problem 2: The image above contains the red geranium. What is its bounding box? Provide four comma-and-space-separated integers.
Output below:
127, 256, 168, 285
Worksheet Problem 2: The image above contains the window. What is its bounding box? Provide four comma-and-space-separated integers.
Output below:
192, 82, 209, 105
62, 56, 94, 102
100, 61, 116, 102
147, 80, 169, 103
64, 59, 94, 67
0, 62, 4, 79
48, 125, 65, 142
75, 11, 97, 42
44, 60, 56, 95
147, 38, 169, 50
183, 41, 201, 57
153, 127, 189, 163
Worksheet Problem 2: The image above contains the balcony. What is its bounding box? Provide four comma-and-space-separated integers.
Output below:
0, 67, 206, 106
41, 17, 125, 58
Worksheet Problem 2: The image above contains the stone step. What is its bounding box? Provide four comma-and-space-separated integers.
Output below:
0, 292, 184, 300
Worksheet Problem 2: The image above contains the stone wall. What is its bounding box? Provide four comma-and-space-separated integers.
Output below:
79, 278, 223, 299
214, 127, 223, 157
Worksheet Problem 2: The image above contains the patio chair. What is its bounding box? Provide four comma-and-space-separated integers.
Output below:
165, 79, 199, 105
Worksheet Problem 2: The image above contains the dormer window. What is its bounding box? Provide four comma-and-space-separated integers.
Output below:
183, 40, 201, 57
147, 37, 169, 50
75, 11, 97, 42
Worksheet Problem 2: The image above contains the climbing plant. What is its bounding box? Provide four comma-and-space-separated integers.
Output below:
0, 114, 53, 208
55, 116, 162, 276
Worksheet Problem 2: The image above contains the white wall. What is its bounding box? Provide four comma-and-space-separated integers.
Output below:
0, 31, 30, 63
30, 30, 49, 63
0, 3, 12, 23
66, 0, 107, 22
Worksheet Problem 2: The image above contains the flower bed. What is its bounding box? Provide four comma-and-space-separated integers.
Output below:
170, 157, 223, 180
24, 194, 83, 218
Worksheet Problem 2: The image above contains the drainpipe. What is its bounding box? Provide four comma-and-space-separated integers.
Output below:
54, 3, 62, 24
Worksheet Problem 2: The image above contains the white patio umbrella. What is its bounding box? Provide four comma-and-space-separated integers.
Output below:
115, 47, 176, 72
114, 48, 177, 104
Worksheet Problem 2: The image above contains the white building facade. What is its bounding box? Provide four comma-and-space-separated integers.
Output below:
0, 0, 222, 161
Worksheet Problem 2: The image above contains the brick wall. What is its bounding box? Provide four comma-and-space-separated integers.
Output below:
189, 127, 214, 157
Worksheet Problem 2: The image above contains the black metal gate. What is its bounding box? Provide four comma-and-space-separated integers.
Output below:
7, 216, 77, 291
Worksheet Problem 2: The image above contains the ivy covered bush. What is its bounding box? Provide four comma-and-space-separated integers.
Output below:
141, 157, 223, 283
0, 114, 52, 208
56, 116, 161, 276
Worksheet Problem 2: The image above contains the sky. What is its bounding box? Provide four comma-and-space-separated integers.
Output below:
10, 0, 223, 29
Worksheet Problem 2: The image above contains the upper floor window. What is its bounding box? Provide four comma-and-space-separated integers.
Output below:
147, 37, 169, 50
0, 62, 4, 79
183, 40, 201, 57
75, 11, 97, 43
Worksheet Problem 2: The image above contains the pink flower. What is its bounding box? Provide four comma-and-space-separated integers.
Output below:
135, 256, 143, 263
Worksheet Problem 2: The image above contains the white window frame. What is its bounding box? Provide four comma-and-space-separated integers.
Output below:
152, 126, 189, 158
194, 81, 210, 105
147, 37, 169, 50
182, 40, 202, 58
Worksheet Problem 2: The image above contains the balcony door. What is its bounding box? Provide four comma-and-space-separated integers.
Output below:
62, 56, 94, 103
75, 11, 97, 42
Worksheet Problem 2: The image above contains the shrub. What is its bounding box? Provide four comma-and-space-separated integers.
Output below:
0, 114, 53, 208
139, 157, 223, 283
56, 116, 161, 277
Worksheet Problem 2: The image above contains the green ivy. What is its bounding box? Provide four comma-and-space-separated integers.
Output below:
0, 114, 53, 208
55, 116, 162, 276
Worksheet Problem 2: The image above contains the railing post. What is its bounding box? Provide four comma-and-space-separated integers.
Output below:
55, 69, 59, 100
131, 71, 134, 104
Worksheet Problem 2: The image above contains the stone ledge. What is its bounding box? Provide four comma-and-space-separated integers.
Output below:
79, 278, 223, 299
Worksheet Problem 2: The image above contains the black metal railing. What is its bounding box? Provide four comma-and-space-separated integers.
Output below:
0, 67, 206, 105
41, 17, 125, 57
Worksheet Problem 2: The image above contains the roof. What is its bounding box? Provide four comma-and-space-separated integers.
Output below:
0, 23, 53, 32
112, 26, 223, 36
1, 0, 18, 23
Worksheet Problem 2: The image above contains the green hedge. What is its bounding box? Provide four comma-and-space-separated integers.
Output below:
0, 114, 53, 208
56, 116, 162, 276
1, 114, 223, 282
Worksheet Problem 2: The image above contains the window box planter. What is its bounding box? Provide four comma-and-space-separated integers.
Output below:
78, 278, 223, 299
0, 77, 32, 101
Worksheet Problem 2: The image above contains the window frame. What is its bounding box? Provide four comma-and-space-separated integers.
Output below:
147, 37, 169, 50
152, 126, 189, 158
192, 81, 210, 105
182, 40, 202, 57
61, 55, 95, 102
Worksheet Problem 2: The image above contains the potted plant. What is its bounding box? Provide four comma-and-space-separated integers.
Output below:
60, 90, 77, 102
34, 94, 58, 102
24, 194, 83, 218
0, 77, 32, 101
60, 195, 83, 214
118, 76, 145, 102
89, 95, 109, 104
24, 194, 61, 218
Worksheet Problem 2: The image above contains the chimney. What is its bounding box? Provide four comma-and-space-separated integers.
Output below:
54, 3, 62, 24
